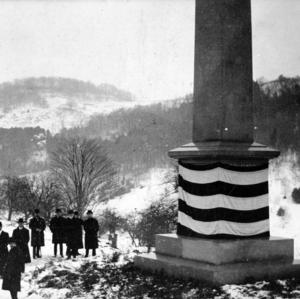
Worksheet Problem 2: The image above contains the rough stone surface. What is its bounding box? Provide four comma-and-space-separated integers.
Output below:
134, 253, 300, 286
156, 234, 294, 265
193, 0, 253, 143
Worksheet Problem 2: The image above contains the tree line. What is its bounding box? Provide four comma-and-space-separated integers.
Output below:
0, 137, 117, 221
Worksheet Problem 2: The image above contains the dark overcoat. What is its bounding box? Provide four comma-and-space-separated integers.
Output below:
73, 217, 83, 249
83, 218, 99, 249
50, 216, 66, 244
2, 246, 24, 292
29, 216, 46, 247
0, 231, 9, 275
12, 227, 31, 263
64, 218, 78, 249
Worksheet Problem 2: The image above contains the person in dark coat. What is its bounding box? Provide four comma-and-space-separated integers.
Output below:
65, 210, 77, 259
50, 209, 66, 257
83, 210, 99, 257
0, 222, 9, 276
29, 209, 46, 259
12, 218, 31, 272
2, 237, 24, 299
73, 211, 83, 256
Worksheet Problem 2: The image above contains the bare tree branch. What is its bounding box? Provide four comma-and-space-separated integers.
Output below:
49, 136, 116, 216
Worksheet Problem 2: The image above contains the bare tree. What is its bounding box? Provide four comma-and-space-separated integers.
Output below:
0, 176, 35, 221
50, 136, 116, 216
30, 175, 66, 222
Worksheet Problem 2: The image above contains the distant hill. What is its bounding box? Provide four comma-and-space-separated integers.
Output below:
260, 75, 300, 96
0, 77, 134, 109
0, 75, 300, 184
0, 77, 136, 133
63, 76, 300, 180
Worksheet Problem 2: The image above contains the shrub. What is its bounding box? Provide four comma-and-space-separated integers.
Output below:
123, 198, 177, 252
123, 210, 140, 246
98, 208, 126, 236
277, 207, 285, 217
292, 188, 300, 204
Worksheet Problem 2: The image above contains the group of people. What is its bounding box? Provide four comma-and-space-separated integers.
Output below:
0, 208, 99, 299
50, 208, 99, 259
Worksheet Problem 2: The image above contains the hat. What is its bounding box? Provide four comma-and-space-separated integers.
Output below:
18, 218, 24, 224
34, 208, 40, 214
56, 208, 62, 213
8, 237, 17, 244
68, 209, 74, 215
87, 210, 93, 215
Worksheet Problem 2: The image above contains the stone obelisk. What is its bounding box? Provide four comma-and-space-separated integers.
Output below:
135, 0, 300, 285
193, 0, 253, 143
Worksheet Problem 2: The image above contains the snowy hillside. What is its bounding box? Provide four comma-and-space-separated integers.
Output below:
0, 77, 186, 134
95, 168, 176, 216
0, 77, 137, 133
0, 96, 142, 134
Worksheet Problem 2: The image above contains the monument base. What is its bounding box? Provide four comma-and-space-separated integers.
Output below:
134, 234, 300, 285
134, 252, 300, 286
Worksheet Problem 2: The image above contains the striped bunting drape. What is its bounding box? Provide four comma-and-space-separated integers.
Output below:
177, 161, 270, 239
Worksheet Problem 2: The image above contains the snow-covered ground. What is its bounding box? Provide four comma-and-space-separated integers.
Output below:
95, 168, 176, 216
0, 217, 53, 299
269, 151, 300, 258
0, 215, 134, 299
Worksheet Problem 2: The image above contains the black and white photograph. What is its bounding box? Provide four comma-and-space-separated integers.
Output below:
0, 0, 299, 298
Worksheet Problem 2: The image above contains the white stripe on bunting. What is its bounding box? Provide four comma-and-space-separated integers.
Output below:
178, 211, 269, 236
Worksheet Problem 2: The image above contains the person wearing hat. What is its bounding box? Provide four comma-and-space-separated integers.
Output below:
64, 209, 77, 259
29, 209, 46, 259
83, 210, 99, 257
12, 218, 31, 271
50, 209, 66, 257
72, 211, 83, 256
0, 221, 9, 276
2, 237, 24, 299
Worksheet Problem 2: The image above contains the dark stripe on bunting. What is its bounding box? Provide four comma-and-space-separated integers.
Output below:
179, 161, 268, 172
178, 199, 269, 223
178, 175, 268, 197
177, 223, 270, 239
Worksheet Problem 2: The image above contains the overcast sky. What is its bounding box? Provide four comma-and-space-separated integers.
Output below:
0, 0, 299, 101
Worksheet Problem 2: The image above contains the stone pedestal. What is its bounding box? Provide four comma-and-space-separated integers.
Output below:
133, 143, 300, 285
135, 252, 300, 286
155, 234, 294, 265
134, 234, 300, 285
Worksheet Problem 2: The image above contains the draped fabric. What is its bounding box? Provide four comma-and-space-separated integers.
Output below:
177, 161, 270, 238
